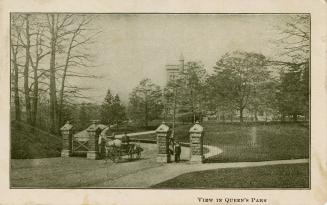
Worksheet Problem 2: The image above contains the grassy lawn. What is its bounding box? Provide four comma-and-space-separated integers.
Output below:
170, 122, 309, 162
11, 122, 62, 159
152, 163, 309, 188
11, 120, 309, 163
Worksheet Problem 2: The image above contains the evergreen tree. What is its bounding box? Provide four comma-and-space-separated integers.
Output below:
100, 89, 114, 125
111, 94, 126, 129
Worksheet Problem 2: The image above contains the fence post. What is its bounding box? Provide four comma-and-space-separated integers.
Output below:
156, 122, 171, 163
60, 121, 74, 157
86, 120, 101, 159
189, 121, 204, 163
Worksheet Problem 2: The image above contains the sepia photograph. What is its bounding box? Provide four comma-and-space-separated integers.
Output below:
9, 13, 310, 189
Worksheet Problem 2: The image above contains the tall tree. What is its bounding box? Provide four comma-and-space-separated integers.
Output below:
58, 16, 100, 127
206, 75, 236, 122
111, 94, 126, 129
179, 61, 207, 122
276, 64, 309, 121
247, 79, 277, 121
129, 79, 163, 127
100, 89, 114, 125
47, 14, 58, 133
271, 14, 310, 120
209, 51, 268, 122
164, 61, 207, 123
46, 14, 74, 132
10, 13, 101, 133
10, 15, 23, 121
29, 20, 49, 126
23, 14, 32, 124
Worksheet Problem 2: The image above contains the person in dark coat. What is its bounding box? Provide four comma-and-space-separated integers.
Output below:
174, 142, 181, 162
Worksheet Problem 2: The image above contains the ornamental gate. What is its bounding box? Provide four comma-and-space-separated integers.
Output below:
61, 121, 102, 159
72, 132, 89, 155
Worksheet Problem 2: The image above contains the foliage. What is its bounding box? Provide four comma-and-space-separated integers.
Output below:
111, 94, 127, 126
77, 103, 101, 131
100, 89, 114, 124
208, 51, 269, 122
100, 89, 126, 126
275, 63, 309, 120
272, 14, 310, 120
164, 61, 207, 123
128, 78, 163, 127
10, 14, 100, 134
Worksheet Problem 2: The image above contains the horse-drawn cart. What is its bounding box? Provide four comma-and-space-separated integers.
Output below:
98, 127, 144, 162
104, 142, 143, 162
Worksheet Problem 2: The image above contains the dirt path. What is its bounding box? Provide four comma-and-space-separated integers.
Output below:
11, 143, 160, 187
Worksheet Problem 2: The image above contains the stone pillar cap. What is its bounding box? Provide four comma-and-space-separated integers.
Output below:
156, 122, 170, 132
60, 121, 73, 131
189, 121, 203, 132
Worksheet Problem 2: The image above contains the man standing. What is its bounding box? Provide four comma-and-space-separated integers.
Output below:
174, 142, 181, 162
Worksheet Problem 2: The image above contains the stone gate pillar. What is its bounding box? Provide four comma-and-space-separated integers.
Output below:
60, 121, 74, 157
189, 121, 204, 163
86, 120, 101, 159
156, 122, 171, 163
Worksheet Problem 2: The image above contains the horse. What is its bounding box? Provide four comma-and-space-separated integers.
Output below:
104, 138, 122, 163
99, 129, 143, 162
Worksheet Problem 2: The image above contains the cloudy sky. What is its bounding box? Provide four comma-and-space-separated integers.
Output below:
73, 14, 291, 104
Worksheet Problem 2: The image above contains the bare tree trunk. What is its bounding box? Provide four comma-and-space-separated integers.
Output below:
29, 27, 49, 128
31, 59, 39, 127
49, 14, 58, 133
24, 14, 32, 123
57, 17, 97, 127
11, 43, 21, 121
58, 30, 77, 127
31, 34, 40, 127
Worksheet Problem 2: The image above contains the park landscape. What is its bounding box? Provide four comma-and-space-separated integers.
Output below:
10, 13, 309, 188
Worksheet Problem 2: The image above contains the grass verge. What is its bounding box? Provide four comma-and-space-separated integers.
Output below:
152, 163, 309, 188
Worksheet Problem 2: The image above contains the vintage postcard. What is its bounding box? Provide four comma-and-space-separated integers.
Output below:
0, 0, 327, 205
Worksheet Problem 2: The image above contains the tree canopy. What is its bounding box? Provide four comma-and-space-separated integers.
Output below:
208, 51, 269, 122
128, 79, 163, 127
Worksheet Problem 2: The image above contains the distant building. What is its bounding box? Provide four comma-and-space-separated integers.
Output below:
165, 54, 185, 83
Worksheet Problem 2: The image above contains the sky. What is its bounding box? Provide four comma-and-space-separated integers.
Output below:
71, 14, 292, 104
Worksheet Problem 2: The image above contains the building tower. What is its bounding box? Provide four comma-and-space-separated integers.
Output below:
165, 54, 185, 84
